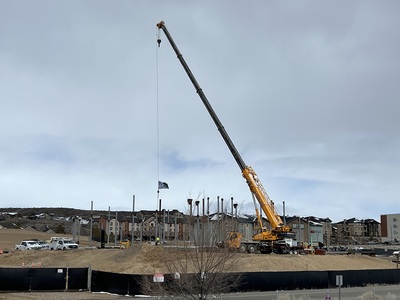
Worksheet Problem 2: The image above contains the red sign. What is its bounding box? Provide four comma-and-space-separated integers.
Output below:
153, 273, 164, 283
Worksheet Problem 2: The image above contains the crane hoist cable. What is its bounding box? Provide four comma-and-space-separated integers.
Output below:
156, 21, 295, 243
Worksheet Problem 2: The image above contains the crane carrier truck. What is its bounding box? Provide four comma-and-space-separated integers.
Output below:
157, 21, 302, 254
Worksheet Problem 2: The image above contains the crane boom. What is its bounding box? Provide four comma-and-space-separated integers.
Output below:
157, 21, 293, 238
157, 21, 246, 171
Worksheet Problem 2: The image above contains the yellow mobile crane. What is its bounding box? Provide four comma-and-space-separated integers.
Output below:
157, 21, 298, 254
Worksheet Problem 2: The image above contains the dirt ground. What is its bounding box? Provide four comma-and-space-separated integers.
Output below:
1, 228, 398, 300
0, 228, 397, 274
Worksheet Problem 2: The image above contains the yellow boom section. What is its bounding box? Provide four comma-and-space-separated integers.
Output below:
242, 166, 283, 229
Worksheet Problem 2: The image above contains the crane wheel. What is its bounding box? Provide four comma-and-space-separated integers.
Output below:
247, 245, 255, 253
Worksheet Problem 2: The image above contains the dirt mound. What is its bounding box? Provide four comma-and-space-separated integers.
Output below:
0, 245, 396, 274
0, 228, 397, 274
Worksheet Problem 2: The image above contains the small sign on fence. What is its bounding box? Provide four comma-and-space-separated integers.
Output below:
336, 275, 343, 286
153, 273, 164, 283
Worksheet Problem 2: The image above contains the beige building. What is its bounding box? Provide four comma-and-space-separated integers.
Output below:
334, 218, 380, 242
381, 213, 400, 243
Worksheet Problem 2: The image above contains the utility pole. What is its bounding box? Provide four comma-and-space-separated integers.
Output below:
283, 201, 286, 226
195, 200, 200, 241
221, 198, 224, 242
131, 195, 135, 245
89, 201, 93, 247
187, 198, 193, 242
234, 203, 238, 232
114, 211, 118, 246
207, 197, 210, 246
107, 207, 110, 245
217, 196, 220, 242
230, 197, 234, 232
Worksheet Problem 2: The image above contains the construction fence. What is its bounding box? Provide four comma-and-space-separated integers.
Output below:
0, 267, 400, 296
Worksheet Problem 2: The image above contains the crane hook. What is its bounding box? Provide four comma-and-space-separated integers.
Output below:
157, 28, 161, 47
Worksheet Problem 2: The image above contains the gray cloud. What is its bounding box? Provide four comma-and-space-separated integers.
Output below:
1, 1, 399, 222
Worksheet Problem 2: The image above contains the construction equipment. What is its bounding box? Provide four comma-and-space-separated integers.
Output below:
119, 239, 131, 249
157, 21, 299, 254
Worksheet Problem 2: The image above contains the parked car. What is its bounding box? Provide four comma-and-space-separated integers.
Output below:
37, 240, 50, 250
50, 238, 79, 251
30, 239, 50, 250
50, 237, 66, 243
15, 240, 42, 251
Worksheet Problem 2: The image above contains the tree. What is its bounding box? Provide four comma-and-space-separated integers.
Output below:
55, 224, 65, 234
91, 227, 101, 242
140, 211, 241, 299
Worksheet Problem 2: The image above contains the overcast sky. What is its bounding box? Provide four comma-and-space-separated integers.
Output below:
1, 1, 399, 223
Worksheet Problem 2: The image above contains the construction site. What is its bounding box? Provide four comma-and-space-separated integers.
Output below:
0, 227, 399, 273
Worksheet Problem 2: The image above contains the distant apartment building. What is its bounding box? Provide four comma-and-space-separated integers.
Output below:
108, 218, 120, 236
334, 218, 380, 240
380, 213, 400, 243
96, 210, 186, 242
286, 216, 330, 246
98, 215, 129, 239
93, 207, 384, 246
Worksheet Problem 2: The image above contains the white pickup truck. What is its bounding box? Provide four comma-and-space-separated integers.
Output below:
15, 240, 42, 250
50, 238, 79, 251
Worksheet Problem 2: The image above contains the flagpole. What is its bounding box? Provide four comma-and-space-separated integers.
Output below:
156, 187, 159, 241
156, 29, 160, 243
157, 181, 170, 242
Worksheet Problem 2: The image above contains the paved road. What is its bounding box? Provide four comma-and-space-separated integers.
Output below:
1, 285, 400, 299
213, 285, 400, 299
0, 291, 127, 300
136, 284, 400, 299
